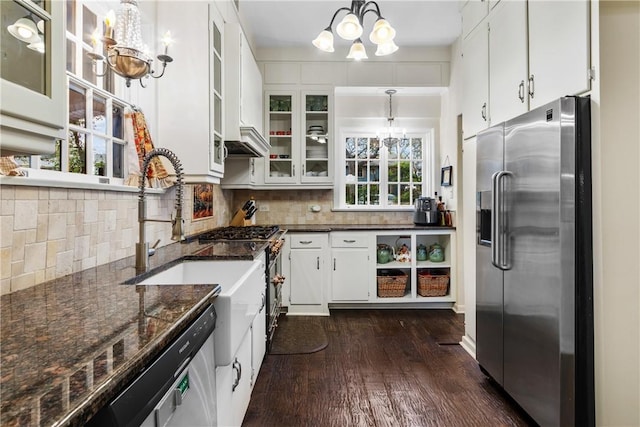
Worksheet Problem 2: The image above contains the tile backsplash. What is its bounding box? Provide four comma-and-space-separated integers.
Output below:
1, 184, 231, 295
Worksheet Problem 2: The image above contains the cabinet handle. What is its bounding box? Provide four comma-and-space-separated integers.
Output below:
333, 258, 336, 271
302, 164, 305, 176
223, 145, 228, 160
317, 257, 320, 269
343, 239, 356, 243
481, 103, 487, 121
232, 358, 242, 392
293, 164, 295, 177
260, 293, 266, 311
299, 240, 312, 244
518, 81, 525, 103
528, 74, 535, 99
251, 158, 255, 175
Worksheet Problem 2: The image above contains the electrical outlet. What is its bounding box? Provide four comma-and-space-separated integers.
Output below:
259, 204, 269, 212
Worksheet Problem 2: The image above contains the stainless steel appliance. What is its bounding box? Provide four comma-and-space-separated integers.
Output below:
88, 305, 218, 426
413, 196, 438, 225
198, 225, 287, 353
476, 97, 594, 427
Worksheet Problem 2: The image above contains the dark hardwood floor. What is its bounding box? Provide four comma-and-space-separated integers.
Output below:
243, 309, 536, 427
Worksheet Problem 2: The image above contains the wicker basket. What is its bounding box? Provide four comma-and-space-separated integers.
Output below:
418, 272, 449, 297
377, 269, 408, 297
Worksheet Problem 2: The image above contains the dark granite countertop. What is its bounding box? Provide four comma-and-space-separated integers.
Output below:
280, 224, 456, 233
0, 237, 270, 427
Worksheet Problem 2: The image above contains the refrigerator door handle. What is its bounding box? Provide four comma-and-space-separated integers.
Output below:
495, 170, 513, 271
491, 171, 501, 268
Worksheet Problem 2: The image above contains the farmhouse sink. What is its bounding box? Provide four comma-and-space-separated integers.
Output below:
131, 259, 266, 366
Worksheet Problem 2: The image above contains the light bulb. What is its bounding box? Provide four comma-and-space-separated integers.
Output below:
346, 39, 368, 60
312, 29, 335, 53
369, 19, 396, 45
336, 14, 363, 40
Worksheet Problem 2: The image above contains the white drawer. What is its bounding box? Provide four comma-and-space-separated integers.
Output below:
289, 234, 325, 249
330, 232, 369, 248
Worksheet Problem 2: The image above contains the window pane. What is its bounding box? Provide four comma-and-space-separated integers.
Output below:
369, 161, 379, 182
93, 136, 107, 176
113, 142, 124, 178
400, 161, 410, 181
214, 55, 221, 94
412, 161, 422, 182
412, 138, 423, 159
388, 140, 398, 159
93, 95, 107, 134
69, 85, 86, 127
67, 0, 76, 33
399, 138, 410, 159
346, 184, 356, 205
388, 185, 398, 205
41, 140, 62, 171
112, 105, 124, 139
357, 162, 367, 182
370, 138, 380, 159
214, 94, 222, 134
82, 5, 96, 45
345, 137, 355, 159
357, 184, 368, 205
388, 161, 398, 182
357, 138, 367, 159
68, 131, 87, 173
345, 160, 355, 181
82, 47, 97, 84
213, 22, 221, 54
67, 40, 75, 72
400, 184, 412, 205
413, 184, 422, 200
370, 184, 380, 205
13, 156, 30, 167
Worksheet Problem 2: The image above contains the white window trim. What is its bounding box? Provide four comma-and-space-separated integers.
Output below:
333, 127, 435, 211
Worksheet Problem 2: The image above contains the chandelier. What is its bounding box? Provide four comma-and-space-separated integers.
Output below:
378, 89, 406, 144
88, 0, 173, 88
312, 0, 398, 60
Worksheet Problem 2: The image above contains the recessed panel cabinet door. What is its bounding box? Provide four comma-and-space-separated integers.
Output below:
489, 0, 528, 125
462, 23, 490, 139
331, 248, 369, 301
528, 0, 590, 108
290, 249, 323, 305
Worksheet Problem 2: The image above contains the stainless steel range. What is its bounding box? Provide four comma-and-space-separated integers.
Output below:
198, 225, 286, 352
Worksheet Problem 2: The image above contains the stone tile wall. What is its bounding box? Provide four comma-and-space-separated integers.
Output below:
1, 184, 231, 295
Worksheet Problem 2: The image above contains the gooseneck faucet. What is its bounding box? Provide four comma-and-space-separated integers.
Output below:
136, 148, 184, 272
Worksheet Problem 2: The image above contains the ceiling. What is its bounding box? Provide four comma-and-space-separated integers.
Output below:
239, 0, 462, 51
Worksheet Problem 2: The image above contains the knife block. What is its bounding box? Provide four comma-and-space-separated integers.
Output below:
229, 209, 247, 226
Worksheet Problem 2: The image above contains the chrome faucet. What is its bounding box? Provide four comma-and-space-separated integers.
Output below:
136, 148, 184, 272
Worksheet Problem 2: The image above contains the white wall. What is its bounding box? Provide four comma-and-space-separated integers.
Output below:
593, 1, 640, 425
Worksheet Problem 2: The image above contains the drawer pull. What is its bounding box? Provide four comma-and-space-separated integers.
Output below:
299, 240, 312, 244
343, 239, 356, 243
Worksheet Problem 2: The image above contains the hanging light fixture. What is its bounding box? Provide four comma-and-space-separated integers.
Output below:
312, 0, 397, 60
87, 0, 173, 88
377, 89, 406, 145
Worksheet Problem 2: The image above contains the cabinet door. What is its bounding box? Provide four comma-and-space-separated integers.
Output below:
265, 92, 297, 183
488, 0, 528, 125
331, 248, 369, 301
462, 0, 489, 39
462, 23, 490, 139
240, 31, 263, 131
251, 299, 266, 386
290, 249, 323, 305
528, 0, 590, 108
210, 5, 225, 176
231, 329, 252, 427
301, 92, 331, 183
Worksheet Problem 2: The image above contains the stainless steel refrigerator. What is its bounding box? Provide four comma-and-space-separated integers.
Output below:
476, 97, 594, 427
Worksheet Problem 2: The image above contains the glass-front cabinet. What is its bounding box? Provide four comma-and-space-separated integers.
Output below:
209, 5, 224, 176
264, 89, 332, 185
302, 92, 330, 182
1, 0, 66, 155
265, 92, 296, 182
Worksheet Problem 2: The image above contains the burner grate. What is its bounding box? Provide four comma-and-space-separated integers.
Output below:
199, 225, 280, 241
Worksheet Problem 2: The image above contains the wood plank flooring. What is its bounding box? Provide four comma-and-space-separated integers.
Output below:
243, 309, 537, 427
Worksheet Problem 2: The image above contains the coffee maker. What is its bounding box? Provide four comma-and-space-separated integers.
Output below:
413, 197, 439, 225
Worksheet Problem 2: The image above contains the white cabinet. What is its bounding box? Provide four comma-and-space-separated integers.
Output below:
462, 23, 489, 139
330, 233, 370, 301
285, 233, 329, 315
156, 2, 224, 182
462, 0, 489, 39
216, 328, 252, 427
0, 0, 65, 155
527, 0, 590, 108
251, 293, 266, 387
263, 89, 333, 188
488, 0, 528, 125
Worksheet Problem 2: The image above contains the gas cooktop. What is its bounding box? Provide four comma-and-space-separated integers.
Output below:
198, 225, 280, 242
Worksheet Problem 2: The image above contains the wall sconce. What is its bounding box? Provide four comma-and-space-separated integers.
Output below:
87, 0, 173, 88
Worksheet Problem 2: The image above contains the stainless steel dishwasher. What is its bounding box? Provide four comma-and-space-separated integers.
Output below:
88, 305, 217, 427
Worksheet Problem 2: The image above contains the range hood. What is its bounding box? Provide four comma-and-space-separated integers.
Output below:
225, 126, 270, 157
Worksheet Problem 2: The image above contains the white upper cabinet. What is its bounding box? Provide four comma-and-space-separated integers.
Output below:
240, 31, 263, 132
462, 0, 489, 39
156, 2, 224, 182
462, 23, 489, 139
528, 0, 591, 108
488, 0, 528, 125
1, 0, 65, 155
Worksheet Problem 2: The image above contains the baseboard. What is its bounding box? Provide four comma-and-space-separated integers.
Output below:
460, 334, 476, 359
453, 303, 465, 313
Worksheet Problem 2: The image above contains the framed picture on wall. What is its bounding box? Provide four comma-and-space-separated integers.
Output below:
441, 166, 453, 187
193, 184, 214, 220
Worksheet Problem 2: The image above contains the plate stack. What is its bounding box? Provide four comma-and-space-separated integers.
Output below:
307, 125, 325, 136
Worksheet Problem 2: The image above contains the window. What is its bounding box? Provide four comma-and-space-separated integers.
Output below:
14, 0, 129, 183
337, 131, 434, 209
